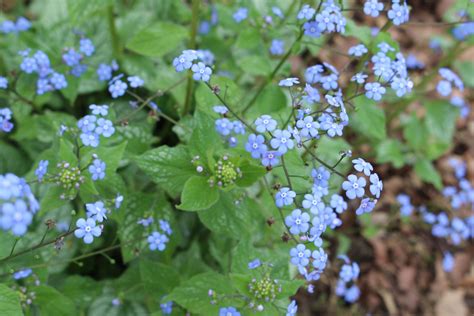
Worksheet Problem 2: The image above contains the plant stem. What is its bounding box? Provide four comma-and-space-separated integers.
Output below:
301, 143, 345, 178
242, 29, 304, 114
182, 0, 200, 117
205, 82, 256, 133
107, 5, 120, 58
0, 230, 75, 264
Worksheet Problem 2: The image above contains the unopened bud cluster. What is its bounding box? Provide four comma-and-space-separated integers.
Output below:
54, 161, 84, 199
248, 274, 281, 303
209, 155, 242, 188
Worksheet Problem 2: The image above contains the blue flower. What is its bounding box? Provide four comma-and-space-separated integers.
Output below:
436, 80, 452, 97
108, 79, 127, 98
296, 116, 319, 138
255, 115, 277, 133
303, 84, 320, 104
147, 231, 169, 251
348, 44, 368, 57
302, 193, 324, 214
95, 118, 115, 137
279, 77, 299, 87
213, 105, 228, 115
248, 258, 261, 269
90, 104, 109, 116
442, 252, 454, 272
339, 262, 360, 282
13, 268, 32, 280
303, 21, 321, 38
127, 76, 144, 88
49, 72, 68, 90
320, 74, 338, 90
261, 151, 281, 168
159, 219, 173, 235
290, 244, 311, 267
363, 0, 384, 17
344, 285, 360, 303
391, 76, 413, 97
305, 65, 323, 84
286, 300, 298, 316
1, 200, 33, 236
219, 307, 241, 316
232, 121, 246, 135
369, 173, 383, 198
80, 132, 100, 147
275, 187, 296, 208
315, 10, 334, 32
79, 38, 95, 56
137, 217, 153, 227
270, 129, 294, 154
330, 194, 347, 214
86, 201, 108, 222
312, 183, 329, 199
160, 301, 173, 315
215, 118, 233, 136
0, 76, 8, 89
388, 2, 409, 25
62, 48, 82, 67
191, 62, 212, 82
312, 247, 328, 271
352, 158, 373, 176
364, 82, 386, 101
297, 4, 315, 20
37, 78, 52, 95
397, 194, 413, 216
74, 218, 102, 244
320, 116, 343, 137
233, 7, 248, 23
356, 198, 377, 215
20, 57, 38, 74
351, 73, 368, 84
71, 64, 87, 77
115, 194, 123, 209
89, 159, 106, 181
342, 174, 366, 200
312, 166, 330, 187
270, 39, 285, 55
285, 209, 310, 234
97, 63, 113, 81
35, 160, 49, 181
245, 134, 267, 159
173, 52, 197, 72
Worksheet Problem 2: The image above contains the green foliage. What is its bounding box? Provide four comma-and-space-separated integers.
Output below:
0, 285, 22, 316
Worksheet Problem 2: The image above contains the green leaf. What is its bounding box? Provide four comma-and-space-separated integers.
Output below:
414, 159, 442, 189
376, 139, 405, 168
140, 259, 180, 296
189, 110, 222, 166
403, 114, 427, 150
34, 285, 76, 316
424, 100, 458, 144
177, 176, 219, 211
236, 160, 267, 187
167, 272, 236, 315
247, 84, 287, 119
237, 55, 272, 76
351, 97, 386, 141
126, 21, 187, 57
0, 284, 22, 316
198, 192, 257, 237
136, 145, 195, 196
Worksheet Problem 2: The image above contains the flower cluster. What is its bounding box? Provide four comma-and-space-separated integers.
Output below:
0, 16, 31, 34
19, 49, 68, 95
298, 0, 346, 38
0, 108, 14, 133
77, 104, 115, 147
435, 68, 469, 118
173, 49, 214, 82
107, 73, 144, 99
147, 219, 172, 251
397, 158, 473, 270
62, 37, 95, 77
335, 256, 361, 303
0, 173, 39, 236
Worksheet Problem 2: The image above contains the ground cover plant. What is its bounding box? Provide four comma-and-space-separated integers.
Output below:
0, 0, 472, 315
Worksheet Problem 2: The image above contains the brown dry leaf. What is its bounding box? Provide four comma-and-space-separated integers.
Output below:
435, 290, 468, 316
